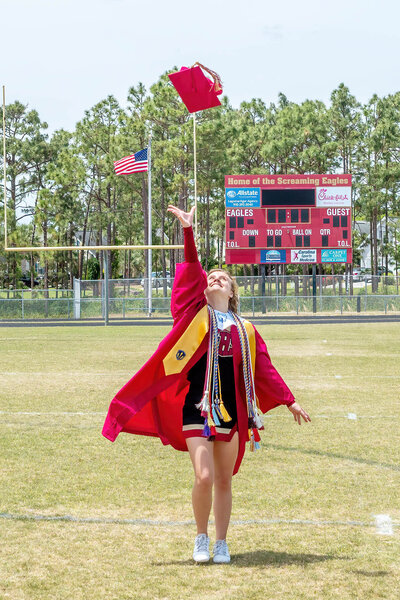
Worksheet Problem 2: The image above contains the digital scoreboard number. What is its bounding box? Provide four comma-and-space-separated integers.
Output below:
225, 174, 352, 265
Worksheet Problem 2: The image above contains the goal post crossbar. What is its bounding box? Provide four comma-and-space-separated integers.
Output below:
3, 244, 184, 253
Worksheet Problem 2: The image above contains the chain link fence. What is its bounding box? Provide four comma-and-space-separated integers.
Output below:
1, 274, 399, 320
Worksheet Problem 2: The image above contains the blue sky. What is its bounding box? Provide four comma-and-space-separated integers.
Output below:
2, 0, 400, 133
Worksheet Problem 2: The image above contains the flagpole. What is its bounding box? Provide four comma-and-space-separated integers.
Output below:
2, 86, 7, 248
147, 135, 152, 317
193, 112, 197, 240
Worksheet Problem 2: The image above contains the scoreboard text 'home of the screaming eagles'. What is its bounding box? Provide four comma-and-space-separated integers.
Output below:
225, 174, 352, 265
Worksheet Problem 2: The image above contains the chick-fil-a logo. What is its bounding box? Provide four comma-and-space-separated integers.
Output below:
318, 189, 348, 202
316, 187, 351, 207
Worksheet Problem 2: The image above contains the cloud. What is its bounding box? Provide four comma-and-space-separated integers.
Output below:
262, 25, 284, 41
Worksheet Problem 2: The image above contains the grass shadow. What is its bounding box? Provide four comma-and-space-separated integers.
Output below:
268, 444, 400, 472
153, 550, 343, 568
231, 550, 342, 567
353, 570, 390, 577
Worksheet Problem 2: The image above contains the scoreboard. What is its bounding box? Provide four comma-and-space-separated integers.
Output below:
225, 174, 352, 265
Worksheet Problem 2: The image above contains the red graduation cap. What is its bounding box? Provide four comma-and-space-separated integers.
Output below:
168, 62, 223, 113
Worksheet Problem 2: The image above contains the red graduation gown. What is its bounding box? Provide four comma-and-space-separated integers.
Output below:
102, 231, 295, 475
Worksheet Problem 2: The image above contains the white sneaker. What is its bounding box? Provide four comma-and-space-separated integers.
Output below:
193, 533, 210, 563
213, 539, 230, 563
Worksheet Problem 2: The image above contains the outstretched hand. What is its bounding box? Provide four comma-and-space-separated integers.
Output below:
167, 204, 195, 228
287, 402, 311, 425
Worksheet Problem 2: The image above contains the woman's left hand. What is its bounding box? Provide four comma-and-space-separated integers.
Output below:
287, 402, 311, 425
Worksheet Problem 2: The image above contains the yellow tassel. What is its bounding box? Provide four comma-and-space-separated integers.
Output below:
219, 402, 232, 423
250, 430, 255, 452
208, 414, 216, 427
216, 367, 232, 421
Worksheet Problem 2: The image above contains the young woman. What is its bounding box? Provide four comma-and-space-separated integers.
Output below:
102, 205, 310, 564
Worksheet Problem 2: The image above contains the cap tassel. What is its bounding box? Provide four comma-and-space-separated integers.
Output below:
192, 62, 223, 93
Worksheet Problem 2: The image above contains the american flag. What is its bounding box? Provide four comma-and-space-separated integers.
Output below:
114, 148, 148, 175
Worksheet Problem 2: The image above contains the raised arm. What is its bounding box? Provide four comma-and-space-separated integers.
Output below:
167, 205, 198, 263
168, 205, 207, 322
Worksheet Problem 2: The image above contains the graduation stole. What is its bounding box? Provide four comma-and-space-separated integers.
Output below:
197, 306, 264, 450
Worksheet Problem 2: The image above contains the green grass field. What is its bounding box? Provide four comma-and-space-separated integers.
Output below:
1, 323, 399, 599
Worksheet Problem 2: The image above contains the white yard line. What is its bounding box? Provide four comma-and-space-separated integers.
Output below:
0, 411, 104, 416
287, 375, 399, 379
0, 372, 131, 376
0, 511, 398, 531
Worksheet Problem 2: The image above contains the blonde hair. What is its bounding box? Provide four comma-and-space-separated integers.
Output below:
207, 268, 239, 313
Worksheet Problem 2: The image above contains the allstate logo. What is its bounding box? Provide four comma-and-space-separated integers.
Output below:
176, 349, 186, 360
266, 250, 281, 261
227, 190, 236, 198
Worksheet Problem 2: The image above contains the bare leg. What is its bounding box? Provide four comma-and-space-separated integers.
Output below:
213, 432, 239, 540
186, 437, 214, 535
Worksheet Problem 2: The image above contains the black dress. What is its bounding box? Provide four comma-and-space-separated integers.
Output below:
182, 328, 238, 440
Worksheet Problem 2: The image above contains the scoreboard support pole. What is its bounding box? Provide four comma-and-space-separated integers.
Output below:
312, 265, 317, 313
261, 264, 266, 314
